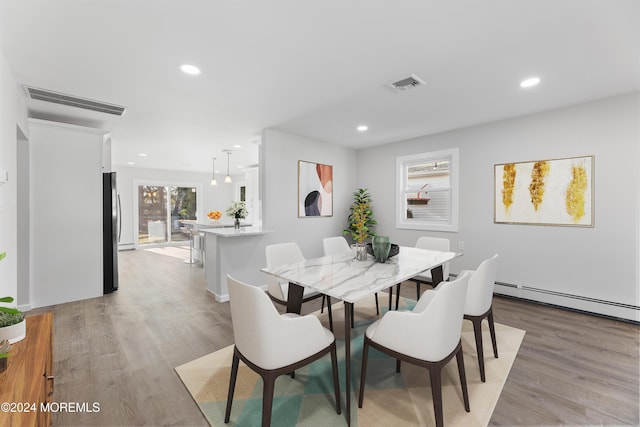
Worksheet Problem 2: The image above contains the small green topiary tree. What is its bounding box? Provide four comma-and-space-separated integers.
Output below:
343, 189, 377, 244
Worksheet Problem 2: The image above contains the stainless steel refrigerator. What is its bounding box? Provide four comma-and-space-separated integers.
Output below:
103, 172, 120, 294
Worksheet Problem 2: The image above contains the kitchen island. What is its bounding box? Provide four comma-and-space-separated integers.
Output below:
201, 226, 274, 301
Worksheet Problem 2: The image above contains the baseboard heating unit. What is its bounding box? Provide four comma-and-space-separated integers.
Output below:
493, 281, 639, 324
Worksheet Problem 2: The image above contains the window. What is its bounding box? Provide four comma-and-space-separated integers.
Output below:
396, 148, 459, 232
137, 184, 199, 245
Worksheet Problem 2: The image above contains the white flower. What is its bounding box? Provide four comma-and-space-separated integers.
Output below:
226, 201, 248, 219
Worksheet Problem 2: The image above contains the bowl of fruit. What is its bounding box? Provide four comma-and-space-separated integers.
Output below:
207, 210, 222, 222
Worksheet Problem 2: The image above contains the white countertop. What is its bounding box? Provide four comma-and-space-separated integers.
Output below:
181, 220, 252, 229
200, 226, 273, 237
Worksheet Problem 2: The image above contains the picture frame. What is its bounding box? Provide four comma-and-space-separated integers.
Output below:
298, 160, 333, 217
494, 155, 594, 227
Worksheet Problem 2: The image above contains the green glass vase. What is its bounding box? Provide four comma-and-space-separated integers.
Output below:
372, 235, 391, 263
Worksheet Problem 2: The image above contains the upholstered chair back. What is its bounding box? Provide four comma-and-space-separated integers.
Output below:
368, 271, 470, 361
464, 254, 499, 317
264, 242, 305, 301
227, 275, 331, 369
322, 236, 351, 256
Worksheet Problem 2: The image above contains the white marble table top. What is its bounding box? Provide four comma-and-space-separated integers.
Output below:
261, 246, 460, 303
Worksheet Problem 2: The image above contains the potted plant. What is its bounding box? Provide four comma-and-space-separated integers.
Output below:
344, 189, 377, 260
0, 339, 9, 373
0, 297, 25, 344
0, 252, 26, 344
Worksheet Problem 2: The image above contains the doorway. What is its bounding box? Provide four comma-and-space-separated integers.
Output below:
137, 185, 198, 246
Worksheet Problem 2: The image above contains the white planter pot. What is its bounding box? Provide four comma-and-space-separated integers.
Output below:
0, 319, 26, 344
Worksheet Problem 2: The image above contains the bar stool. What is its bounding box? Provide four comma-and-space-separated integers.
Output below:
184, 228, 202, 266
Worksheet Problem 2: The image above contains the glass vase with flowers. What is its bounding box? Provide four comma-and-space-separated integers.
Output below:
226, 201, 248, 230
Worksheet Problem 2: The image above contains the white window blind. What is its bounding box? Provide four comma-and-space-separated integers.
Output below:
396, 148, 459, 232
405, 174, 450, 222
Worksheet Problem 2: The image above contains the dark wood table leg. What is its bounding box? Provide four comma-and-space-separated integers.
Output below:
344, 301, 353, 426
285, 283, 305, 379
286, 282, 304, 314
431, 265, 444, 287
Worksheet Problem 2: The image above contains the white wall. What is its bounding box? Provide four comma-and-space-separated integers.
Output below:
113, 165, 251, 247
261, 128, 357, 258
356, 93, 640, 320
29, 120, 106, 308
16, 129, 29, 307
0, 51, 28, 304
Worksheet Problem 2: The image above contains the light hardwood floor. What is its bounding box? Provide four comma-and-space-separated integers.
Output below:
27, 247, 639, 426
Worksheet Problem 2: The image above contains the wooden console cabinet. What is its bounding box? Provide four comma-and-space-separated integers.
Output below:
0, 313, 54, 426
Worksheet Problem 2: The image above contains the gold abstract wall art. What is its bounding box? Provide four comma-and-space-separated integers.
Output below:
528, 160, 550, 211
566, 164, 588, 222
501, 163, 516, 212
494, 155, 594, 227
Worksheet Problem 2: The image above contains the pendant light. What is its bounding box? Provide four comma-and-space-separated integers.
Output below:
210, 157, 217, 186
224, 150, 232, 184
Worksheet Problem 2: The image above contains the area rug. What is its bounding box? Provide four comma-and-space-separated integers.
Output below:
176, 293, 525, 427
145, 245, 190, 260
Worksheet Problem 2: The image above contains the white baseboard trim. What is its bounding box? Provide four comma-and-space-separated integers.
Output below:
207, 284, 269, 304
17, 303, 32, 313
494, 282, 639, 323
207, 288, 229, 303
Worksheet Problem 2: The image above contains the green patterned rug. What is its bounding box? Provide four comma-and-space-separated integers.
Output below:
176, 294, 525, 426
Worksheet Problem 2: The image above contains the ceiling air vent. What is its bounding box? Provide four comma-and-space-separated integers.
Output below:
24, 86, 126, 116
388, 73, 425, 93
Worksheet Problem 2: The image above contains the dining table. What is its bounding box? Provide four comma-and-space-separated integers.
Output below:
261, 245, 460, 425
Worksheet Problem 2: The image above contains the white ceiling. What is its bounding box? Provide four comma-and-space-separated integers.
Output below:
1, 0, 638, 174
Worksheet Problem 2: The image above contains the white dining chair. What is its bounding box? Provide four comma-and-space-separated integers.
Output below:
225, 275, 341, 426
358, 271, 471, 427
394, 236, 451, 309
321, 236, 381, 320
461, 253, 499, 382
265, 242, 333, 331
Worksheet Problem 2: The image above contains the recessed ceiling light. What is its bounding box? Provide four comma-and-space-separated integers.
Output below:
127, 161, 135, 165
180, 64, 201, 75
357, 125, 368, 132
520, 77, 541, 88
138, 153, 147, 157
233, 144, 242, 149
